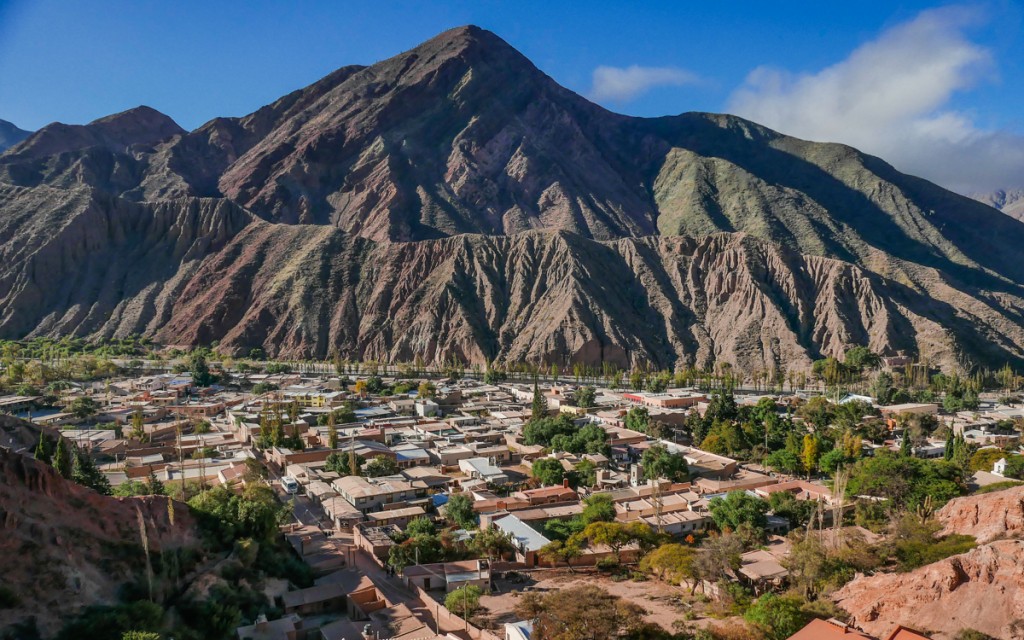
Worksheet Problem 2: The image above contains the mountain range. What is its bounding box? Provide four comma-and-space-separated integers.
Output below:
972, 188, 1024, 222
3, 26, 1024, 372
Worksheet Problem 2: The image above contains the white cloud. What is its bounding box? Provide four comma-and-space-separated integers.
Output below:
590, 65, 700, 102
727, 6, 1024, 194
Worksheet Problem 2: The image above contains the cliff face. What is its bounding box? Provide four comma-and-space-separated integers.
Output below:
937, 485, 1024, 544
834, 540, 1024, 640
3, 25, 1024, 369
835, 487, 1024, 639
0, 436, 197, 635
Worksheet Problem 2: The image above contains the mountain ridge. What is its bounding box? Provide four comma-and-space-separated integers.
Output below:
2, 25, 1024, 370
0, 118, 31, 152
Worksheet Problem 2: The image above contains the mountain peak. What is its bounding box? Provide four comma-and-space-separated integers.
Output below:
399, 24, 535, 73
87, 105, 185, 143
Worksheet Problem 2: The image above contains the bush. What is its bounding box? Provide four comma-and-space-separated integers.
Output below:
55, 602, 164, 640
895, 532, 976, 571
595, 556, 620, 572
974, 480, 1024, 495
445, 585, 482, 618
743, 593, 810, 640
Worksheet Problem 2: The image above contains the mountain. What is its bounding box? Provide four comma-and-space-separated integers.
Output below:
972, 188, 1024, 222
3, 25, 1024, 371
0, 118, 31, 152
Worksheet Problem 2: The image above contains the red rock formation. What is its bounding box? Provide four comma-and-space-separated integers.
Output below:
937, 484, 1024, 544
833, 540, 1024, 639
0, 440, 197, 635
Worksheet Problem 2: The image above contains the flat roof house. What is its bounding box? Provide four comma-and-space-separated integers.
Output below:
459, 457, 509, 486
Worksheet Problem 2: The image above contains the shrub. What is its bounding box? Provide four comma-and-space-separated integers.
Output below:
595, 556, 619, 572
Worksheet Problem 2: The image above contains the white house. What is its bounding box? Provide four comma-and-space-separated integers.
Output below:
993, 458, 1008, 477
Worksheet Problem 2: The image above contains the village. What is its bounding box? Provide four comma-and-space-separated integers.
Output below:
3, 350, 1023, 640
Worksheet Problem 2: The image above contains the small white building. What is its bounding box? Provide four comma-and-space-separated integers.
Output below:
994, 458, 1008, 477
415, 399, 440, 418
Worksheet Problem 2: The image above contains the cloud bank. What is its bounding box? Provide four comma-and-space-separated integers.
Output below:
727, 7, 1024, 194
590, 65, 699, 102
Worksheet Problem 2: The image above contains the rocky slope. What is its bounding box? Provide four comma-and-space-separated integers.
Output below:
0, 435, 197, 636
937, 484, 1024, 544
3, 26, 1024, 370
835, 486, 1024, 639
834, 540, 1024, 639
973, 188, 1024, 222
0, 118, 31, 152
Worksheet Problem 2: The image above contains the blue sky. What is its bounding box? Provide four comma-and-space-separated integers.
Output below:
1, 1, 1022, 191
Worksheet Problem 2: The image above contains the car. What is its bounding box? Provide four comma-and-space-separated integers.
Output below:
281, 476, 299, 494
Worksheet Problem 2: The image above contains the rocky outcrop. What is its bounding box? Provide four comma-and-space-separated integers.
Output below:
937, 485, 1024, 544
4, 26, 1024, 369
0, 440, 197, 636
833, 540, 1024, 639
836, 487, 1024, 639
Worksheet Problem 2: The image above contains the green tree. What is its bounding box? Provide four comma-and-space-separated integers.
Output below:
624, 406, 651, 434
818, 448, 851, 476
641, 444, 689, 482
146, 470, 165, 496
574, 459, 597, 487
798, 396, 834, 431
130, 408, 146, 441
189, 353, 216, 387
581, 521, 631, 563
445, 492, 477, 529
68, 396, 99, 420
444, 585, 483, 618
640, 543, 698, 586
532, 457, 566, 486
417, 381, 436, 398
53, 436, 71, 478
531, 380, 547, 421
844, 346, 881, 372
708, 491, 768, 537
765, 449, 803, 475
767, 491, 815, 529
34, 433, 53, 464
405, 516, 436, 537
471, 526, 514, 560
580, 493, 617, 524
846, 451, 963, 509
744, 593, 810, 640
539, 539, 583, 572
70, 449, 112, 495
363, 456, 399, 478
575, 386, 596, 409
522, 414, 576, 447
